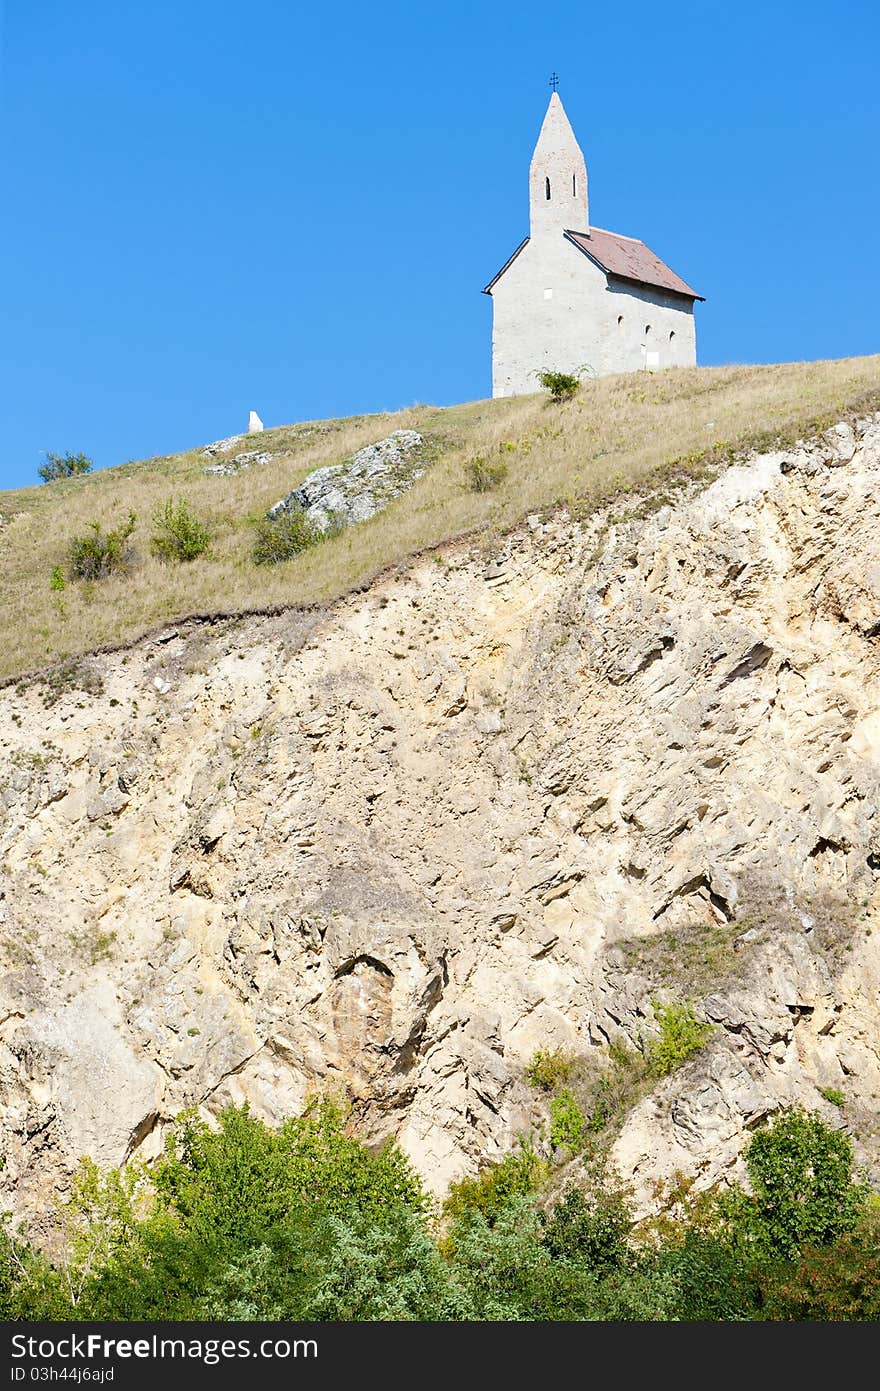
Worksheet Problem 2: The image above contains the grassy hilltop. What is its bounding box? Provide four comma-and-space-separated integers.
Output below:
1, 355, 879, 682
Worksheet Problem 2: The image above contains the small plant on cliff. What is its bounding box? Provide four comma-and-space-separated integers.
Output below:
526, 1048, 574, 1092
38, 451, 93, 484
464, 456, 508, 493
67, 512, 136, 581
818, 1085, 846, 1108
537, 370, 580, 402
645, 1001, 713, 1078
549, 1089, 586, 1155
251, 507, 320, 565
150, 498, 211, 563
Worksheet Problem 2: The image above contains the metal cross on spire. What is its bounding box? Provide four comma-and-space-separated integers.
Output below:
549, 72, 560, 92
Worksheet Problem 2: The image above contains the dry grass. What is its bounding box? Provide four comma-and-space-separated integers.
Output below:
2, 356, 878, 681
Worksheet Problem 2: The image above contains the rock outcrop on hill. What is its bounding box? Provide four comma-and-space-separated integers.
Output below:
267, 429, 425, 532
2, 412, 880, 1228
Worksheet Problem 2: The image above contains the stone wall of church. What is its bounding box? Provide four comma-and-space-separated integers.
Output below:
489, 235, 697, 397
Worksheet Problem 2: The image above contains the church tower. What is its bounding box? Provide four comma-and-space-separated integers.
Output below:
529, 91, 588, 238
484, 83, 702, 396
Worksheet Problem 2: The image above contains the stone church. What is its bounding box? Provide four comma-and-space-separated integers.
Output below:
484, 91, 703, 396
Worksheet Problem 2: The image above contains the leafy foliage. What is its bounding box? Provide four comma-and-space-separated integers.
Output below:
252, 507, 320, 564
442, 1139, 546, 1226
464, 456, 508, 493
38, 451, 93, 484
549, 1089, 586, 1154
537, 370, 580, 402
67, 512, 136, 581
526, 1048, 573, 1092
645, 1001, 713, 1078
818, 1085, 846, 1108
2, 1106, 875, 1322
733, 1109, 868, 1261
150, 498, 211, 563
543, 1181, 631, 1273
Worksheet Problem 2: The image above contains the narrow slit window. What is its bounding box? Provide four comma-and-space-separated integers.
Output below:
645, 325, 652, 337
617, 315, 624, 326
572, 174, 577, 196
545, 177, 551, 200
669, 330, 676, 341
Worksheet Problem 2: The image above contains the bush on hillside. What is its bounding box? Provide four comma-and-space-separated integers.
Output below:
543, 1181, 632, 1273
549, 1089, 586, 1154
1, 1105, 876, 1322
38, 451, 93, 484
252, 507, 320, 565
537, 370, 580, 402
526, 1048, 574, 1092
150, 497, 211, 563
732, 1109, 869, 1261
67, 512, 136, 581
464, 456, 508, 493
443, 1140, 546, 1227
646, 1001, 713, 1078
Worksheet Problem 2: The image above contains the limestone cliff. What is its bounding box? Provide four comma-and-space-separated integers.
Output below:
3, 412, 880, 1226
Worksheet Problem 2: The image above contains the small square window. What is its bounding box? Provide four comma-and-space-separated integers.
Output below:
543, 288, 553, 300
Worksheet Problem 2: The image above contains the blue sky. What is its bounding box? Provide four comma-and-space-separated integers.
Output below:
1, 0, 878, 488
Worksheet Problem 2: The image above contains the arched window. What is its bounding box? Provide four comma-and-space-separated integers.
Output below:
669, 330, 675, 341
572, 174, 577, 196
545, 177, 551, 200
645, 325, 652, 337
617, 315, 624, 326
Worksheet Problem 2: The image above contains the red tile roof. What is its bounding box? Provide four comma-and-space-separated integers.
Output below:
566, 227, 704, 300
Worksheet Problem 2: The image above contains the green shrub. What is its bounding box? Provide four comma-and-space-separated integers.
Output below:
38, 451, 93, 483
252, 507, 320, 565
464, 456, 508, 493
543, 1181, 632, 1273
49, 566, 66, 592
646, 1001, 713, 1078
587, 1040, 652, 1132
526, 1048, 573, 1092
549, 1089, 586, 1154
818, 1085, 846, 1108
150, 497, 211, 563
154, 1099, 427, 1243
67, 512, 136, 581
733, 1109, 868, 1262
537, 370, 580, 402
756, 1221, 880, 1321
443, 1140, 546, 1226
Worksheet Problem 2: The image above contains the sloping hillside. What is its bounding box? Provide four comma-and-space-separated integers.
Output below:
2, 356, 879, 680
2, 398, 880, 1225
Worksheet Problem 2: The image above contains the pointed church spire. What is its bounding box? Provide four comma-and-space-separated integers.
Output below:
529, 90, 588, 237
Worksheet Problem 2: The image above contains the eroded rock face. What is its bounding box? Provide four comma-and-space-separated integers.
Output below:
267, 429, 425, 532
3, 414, 880, 1222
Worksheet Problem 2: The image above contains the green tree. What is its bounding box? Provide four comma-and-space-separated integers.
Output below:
543, 1181, 631, 1273
548, 1089, 586, 1154
537, 370, 580, 402
735, 1109, 868, 1261
442, 1140, 546, 1227
38, 451, 93, 484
